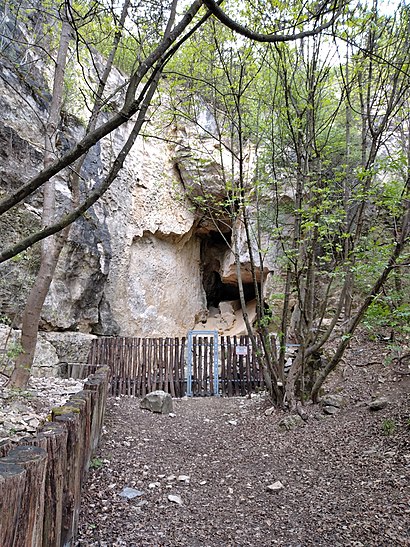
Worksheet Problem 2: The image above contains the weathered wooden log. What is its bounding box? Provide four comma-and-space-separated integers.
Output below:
27, 423, 68, 547
2, 445, 47, 547
83, 377, 100, 452
0, 462, 26, 546
68, 392, 91, 480
84, 366, 110, 450
52, 406, 82, 547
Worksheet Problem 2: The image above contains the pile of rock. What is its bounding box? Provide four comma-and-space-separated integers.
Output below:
0, 376, 84, 444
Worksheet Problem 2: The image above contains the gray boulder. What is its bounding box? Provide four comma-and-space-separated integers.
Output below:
140, 390, 173, 414
368, 397, 389, 411
278, 414, 305, 431
320, 394, 345, 409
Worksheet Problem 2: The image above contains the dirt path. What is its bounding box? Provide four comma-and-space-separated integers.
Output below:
77, 360, 409, 547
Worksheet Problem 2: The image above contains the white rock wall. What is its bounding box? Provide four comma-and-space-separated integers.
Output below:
99, 123, 207, 337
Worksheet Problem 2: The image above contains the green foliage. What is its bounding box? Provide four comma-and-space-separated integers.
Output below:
381, 419, 396, 436
90, 457, 104, 469
363, 301, 391, 330
5, 341, 23, 360
363, 298, 410, 336
0, 315, 11, 326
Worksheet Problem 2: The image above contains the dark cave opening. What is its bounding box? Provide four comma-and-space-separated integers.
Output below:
200, 229, 257, 309
203, 271, 256, 308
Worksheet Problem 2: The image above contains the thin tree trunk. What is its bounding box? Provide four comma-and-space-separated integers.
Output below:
8, 11, 72, 388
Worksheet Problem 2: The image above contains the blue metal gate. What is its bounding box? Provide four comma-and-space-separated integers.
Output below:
187, 330, 219, 397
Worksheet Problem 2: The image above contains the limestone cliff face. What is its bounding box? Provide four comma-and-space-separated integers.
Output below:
0, 12, 209, 337
0, 7, 279, 340
97, 120, 207, 337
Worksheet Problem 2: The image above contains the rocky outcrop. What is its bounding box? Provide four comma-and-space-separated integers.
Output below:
0, 327, 97, 378
0, 5, 281, 342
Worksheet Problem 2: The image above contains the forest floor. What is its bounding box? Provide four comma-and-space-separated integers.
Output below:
76, 332, 410, 547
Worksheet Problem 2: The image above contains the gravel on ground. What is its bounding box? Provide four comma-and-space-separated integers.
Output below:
77, 337, 410, 547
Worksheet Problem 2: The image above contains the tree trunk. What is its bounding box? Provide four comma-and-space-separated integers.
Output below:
7, 0, 133, 388
8, 12, 72, 388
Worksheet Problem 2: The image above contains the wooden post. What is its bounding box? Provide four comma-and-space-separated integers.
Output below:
28, 423, 68, 547
227, 336, 233, 397
0, 462, 26, 546
137, 337, 143, 396
2, 445, 47, 547
174, 337, 180, 397
84, 366, 110, 451
70, 392, 92, 478
204, 337, 209, 394
179, 337, 186, 396
52, 406, 82, 547
220, 336, 225, 396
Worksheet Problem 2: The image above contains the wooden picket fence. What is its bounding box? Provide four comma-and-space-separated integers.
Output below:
87, 335, 266, 397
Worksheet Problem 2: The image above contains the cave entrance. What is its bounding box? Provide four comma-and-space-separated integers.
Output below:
204, 271, 256, 309
200, 230, 257, 310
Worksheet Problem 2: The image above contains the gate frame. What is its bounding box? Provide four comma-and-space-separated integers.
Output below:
187, 330, 219, 397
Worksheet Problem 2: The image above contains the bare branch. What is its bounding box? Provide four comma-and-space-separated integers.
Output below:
203, 0, 345, 43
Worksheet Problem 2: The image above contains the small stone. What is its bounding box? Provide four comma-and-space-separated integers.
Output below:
148, 482, 160, 489
227, 420, 237, 426
199, 480, 207, 486
264, 407, 275, 416
166, 475, 176, 482
28, 417, 40, 428
168, 494, 183, 505
278, 414, 305, 430
119, 487, 144, 499
369, 397, 389, 411
320, 394, 345, 408
177, 475, 190, 483
169, 413, 176, 418
323, 405, 339, 415
266, 481, 284, 492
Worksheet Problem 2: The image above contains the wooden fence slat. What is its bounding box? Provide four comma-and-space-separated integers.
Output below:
146, 338, 150, 395
220, 336, 226, 396
180, 337, 186, 396
173, 338, 179, 398
127, 338, 133, 396
141, 339, 147, 397
233, 336, 239, 396
245, 338, 252, 395
193, 336, 198, 396
158, 337, 163, 392
226, 336, 233, 397
207, 337, 211, 394
136, 338, 142, 397
238, 335, 245, 396
166, 339, 175, 397
87, 334, 267, 399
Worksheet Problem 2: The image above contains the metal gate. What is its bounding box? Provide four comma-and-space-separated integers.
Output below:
187, 330, 219, 397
